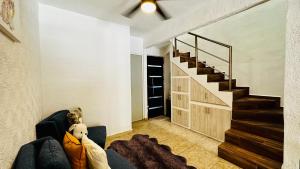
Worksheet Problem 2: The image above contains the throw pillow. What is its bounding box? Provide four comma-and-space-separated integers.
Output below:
82, 135, 111, 169
63, 132, 87, 169
38, 139, 72, 169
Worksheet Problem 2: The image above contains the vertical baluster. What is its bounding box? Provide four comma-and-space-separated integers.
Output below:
195, 36, 198, 69
175, 38, 178, 57
229, 46, 233, 91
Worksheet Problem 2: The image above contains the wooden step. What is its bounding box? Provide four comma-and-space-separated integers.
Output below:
197, 62, 206, 68
225, 129, 283, 162
218, 142, 282, 169
180, 56, 189, 63
218, 79, 237, 91
197, 67, 214, 74
207, 73, 225, 82
233, 108, 283, 124
188, 57, 196, 68
179, 52, 190, 57
231, 120, 283, 142
223, 87, 249, 100
173, 50, 180, 57
233, 95, 280, 109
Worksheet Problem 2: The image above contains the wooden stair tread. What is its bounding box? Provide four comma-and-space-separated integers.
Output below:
234, 95, 279, 102
231, 120, 283, 142
232, 120, 283, 130
233, 108, 283, 115
233, 108, 284, 124
226, 129, 283, 151
219, 142, 282, 169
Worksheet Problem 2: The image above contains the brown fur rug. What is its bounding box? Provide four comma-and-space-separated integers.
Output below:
108, 134, 196, 169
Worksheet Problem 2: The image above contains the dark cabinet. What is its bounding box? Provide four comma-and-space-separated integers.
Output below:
147, 56, 164, 118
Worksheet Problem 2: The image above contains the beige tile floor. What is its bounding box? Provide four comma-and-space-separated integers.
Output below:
106, 117, 240, 169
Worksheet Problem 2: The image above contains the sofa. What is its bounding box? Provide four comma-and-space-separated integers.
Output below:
13, 136, 136, 169
36, 110, 107, 148
13, 109, 136, 169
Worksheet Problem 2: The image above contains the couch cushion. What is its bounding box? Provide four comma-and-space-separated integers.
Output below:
63, 132, 87, 169
13, 144, 36, 169
38, 139, 71, 169
87, 126, 106, 148
49, 111, 70, 139
106, 149, 137, 169
82, 135, 110, 169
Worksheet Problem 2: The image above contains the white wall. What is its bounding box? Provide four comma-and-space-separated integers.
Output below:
176, 0, 286, 101
39, 4, 131, 135
143, 0, 269, 47
130, 36, 144, 56
131, 54, 144, 122
283, 0, 300, 168
0, 0, 41, 168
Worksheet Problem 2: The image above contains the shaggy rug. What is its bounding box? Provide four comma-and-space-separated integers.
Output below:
108, 134, 196, 169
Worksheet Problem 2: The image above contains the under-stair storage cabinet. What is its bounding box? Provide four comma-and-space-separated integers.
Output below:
172, 93, 189, 109
171, 63, 232, 141
172, 78, 189, 93
191, 79, 227, 106
172, 108, 189, 127
191, 104, 231, 141
171, 64, 190, 127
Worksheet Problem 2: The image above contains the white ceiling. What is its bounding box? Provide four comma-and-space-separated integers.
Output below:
39, 0, 205, 36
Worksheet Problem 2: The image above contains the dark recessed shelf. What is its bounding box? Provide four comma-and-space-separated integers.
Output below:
148, 106, 163, 110
148, 76, 162, 78
147, 56, 164, 118
147, 65, 162, 68
149, 96, 163, 99
148, 86, 163, 88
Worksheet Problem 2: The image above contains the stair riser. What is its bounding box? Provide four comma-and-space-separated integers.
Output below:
231, 121, 283, 142
233, 89, 250, 100
197, 62, 206, 68
219, 81, 237, 91
232, 113, 283, 124
233, 102, 279, 110
218, 147, 281, 169
197, 68, 214, 74
188, 61, 196, 68
218, 148, 262, 169
225, 133, 283, 162
207, 74, 225, 82
180, 57, 189, 63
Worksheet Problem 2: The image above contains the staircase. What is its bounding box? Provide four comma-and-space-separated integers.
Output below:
173, 49, 283, 169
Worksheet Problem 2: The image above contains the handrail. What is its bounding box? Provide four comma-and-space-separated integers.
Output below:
188, 32, 231, 48
175, 39, 229, 63
174, 32, 233, 90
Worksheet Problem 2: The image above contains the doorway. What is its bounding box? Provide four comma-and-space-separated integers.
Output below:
131, 54, 144, 122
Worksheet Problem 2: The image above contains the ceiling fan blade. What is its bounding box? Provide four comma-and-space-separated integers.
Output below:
156, 3, 170, 20
122, 2, 142, 18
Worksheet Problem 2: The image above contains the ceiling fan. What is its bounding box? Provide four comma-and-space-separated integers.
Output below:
123, 0, 171, 20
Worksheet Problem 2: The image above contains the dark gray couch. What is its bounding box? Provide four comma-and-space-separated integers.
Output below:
36, 110, 106, 148
13, 136, 136, 169
12, 109, 136, 169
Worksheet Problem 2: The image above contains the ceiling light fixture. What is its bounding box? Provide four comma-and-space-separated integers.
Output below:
141, 1, 156, 13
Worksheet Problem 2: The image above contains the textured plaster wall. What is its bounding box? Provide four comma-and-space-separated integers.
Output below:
0, 0, 41, 168
283, 0, 300, 168
143, 0, 268, 47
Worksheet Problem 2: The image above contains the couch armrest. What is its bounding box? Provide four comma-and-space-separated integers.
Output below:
106, 149, 137, 169
87, 126, 107, 148
12, 137, 54, 169
36, 121, 64, 143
